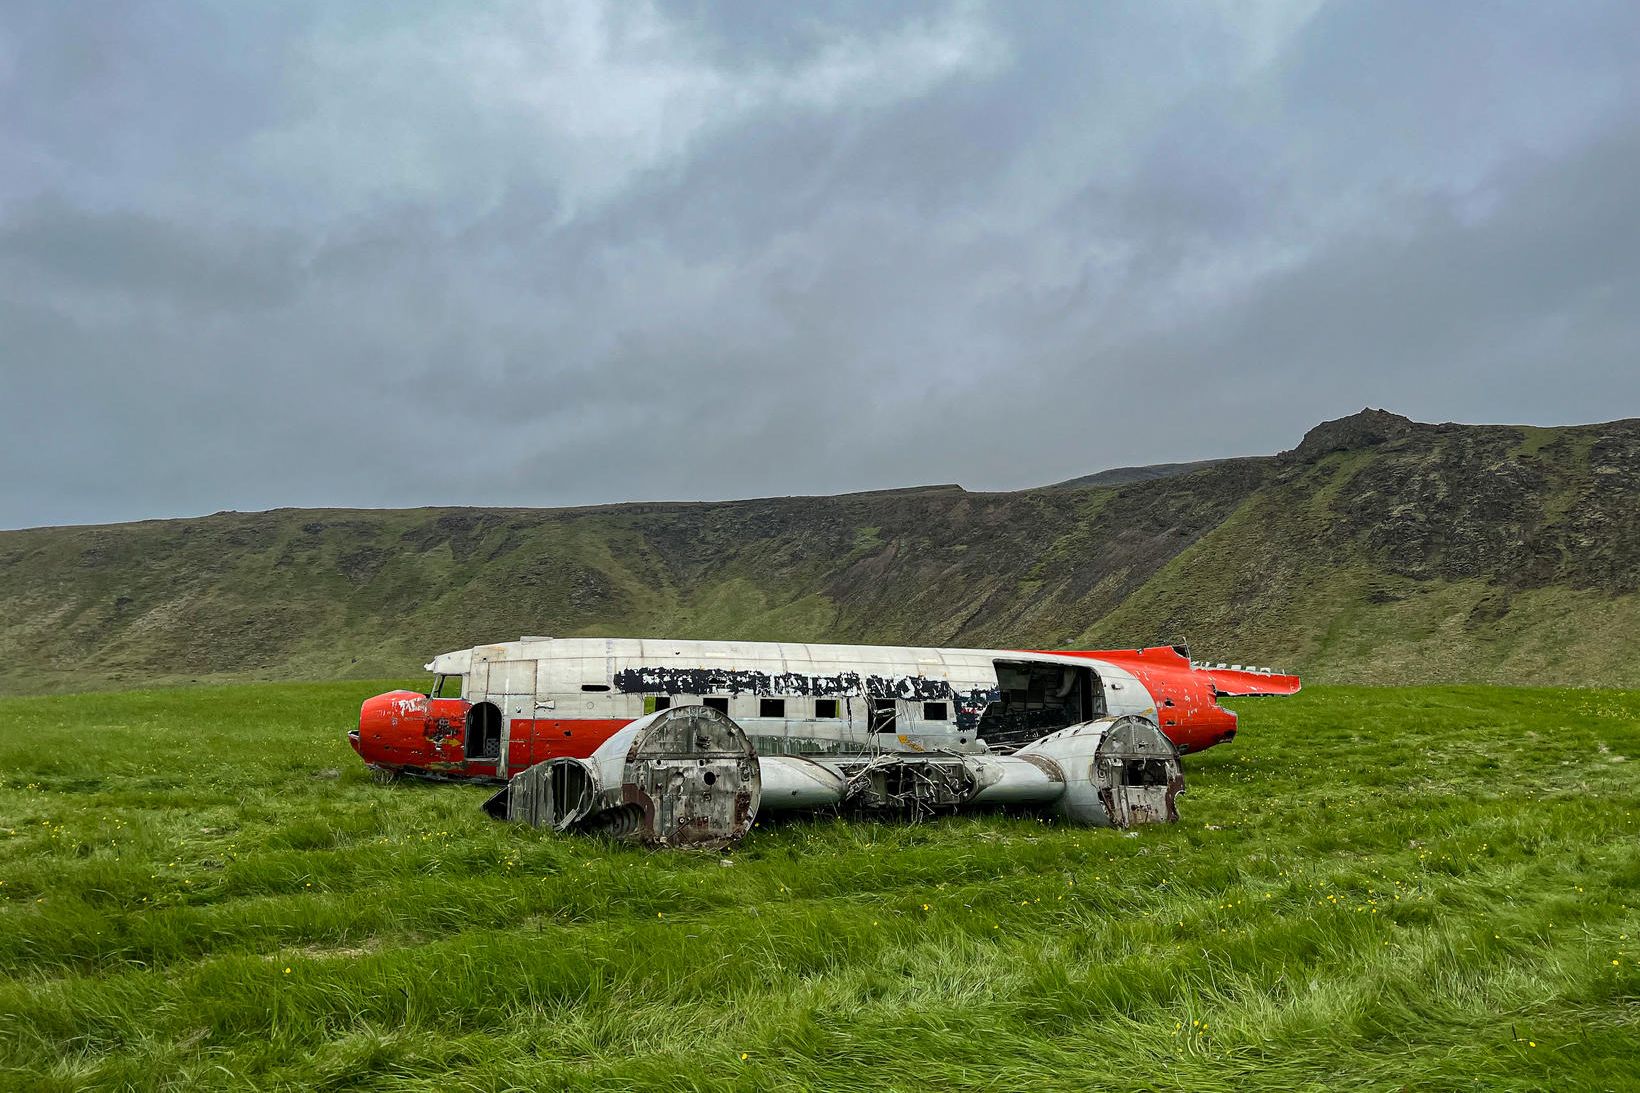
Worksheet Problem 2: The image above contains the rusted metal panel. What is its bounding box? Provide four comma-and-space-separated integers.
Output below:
618, 707, 760, 849
1092, 715, 1185, 826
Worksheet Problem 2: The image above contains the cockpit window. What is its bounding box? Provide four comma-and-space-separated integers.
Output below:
430, 674, 463, 699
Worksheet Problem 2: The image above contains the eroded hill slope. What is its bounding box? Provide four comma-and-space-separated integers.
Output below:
3, 410, 1637, 693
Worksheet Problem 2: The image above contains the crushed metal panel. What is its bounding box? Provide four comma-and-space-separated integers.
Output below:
493, 757, 598, 830
424, 649, 473, 675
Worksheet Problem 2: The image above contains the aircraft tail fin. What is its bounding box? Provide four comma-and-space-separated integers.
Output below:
1196, 665, 1302, 697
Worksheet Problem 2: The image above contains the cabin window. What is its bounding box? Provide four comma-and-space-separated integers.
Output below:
704, 697, 730, 714
643, 695, 672, 714
581, 683, 610, 692
869, 698, 897, 734
923, 701, 948, 721
760, 698, 786, 718
814, 698, 839, 718
466, 701, 502, 760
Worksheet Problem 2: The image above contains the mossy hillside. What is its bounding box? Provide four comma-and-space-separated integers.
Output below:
4, 412, 1639, 695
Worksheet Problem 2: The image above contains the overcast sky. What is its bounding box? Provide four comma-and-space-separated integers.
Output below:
3, 1, 1637, 528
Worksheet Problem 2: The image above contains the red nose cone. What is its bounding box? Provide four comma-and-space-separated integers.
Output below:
355, 690, 432, 768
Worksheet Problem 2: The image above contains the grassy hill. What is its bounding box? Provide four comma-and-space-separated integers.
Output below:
2, 681, 1636, 1088
4, 409, 1640, 695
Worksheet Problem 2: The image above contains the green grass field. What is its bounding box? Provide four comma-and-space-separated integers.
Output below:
1, 684, 1636, 1091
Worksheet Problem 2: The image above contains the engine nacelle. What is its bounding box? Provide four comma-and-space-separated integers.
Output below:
483, 705, 760, 849
1015, 714, 1184, 826
487, 706, 1182, 847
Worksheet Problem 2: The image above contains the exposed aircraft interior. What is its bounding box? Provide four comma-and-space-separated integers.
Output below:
977, 660, 1104, 749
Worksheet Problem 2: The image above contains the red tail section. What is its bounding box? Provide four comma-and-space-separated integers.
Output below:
1041, 645, 1300, 753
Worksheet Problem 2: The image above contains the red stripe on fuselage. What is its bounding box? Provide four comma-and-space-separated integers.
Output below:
507, 718, 633, 767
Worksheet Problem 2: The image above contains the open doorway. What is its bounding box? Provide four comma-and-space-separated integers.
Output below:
977, 660, 1103, 748
466, 701, 502, 760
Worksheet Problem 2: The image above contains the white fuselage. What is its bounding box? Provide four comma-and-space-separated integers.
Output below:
427, 636, 1160, 777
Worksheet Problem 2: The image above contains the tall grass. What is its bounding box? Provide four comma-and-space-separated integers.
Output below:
1, 683, 1636, 1090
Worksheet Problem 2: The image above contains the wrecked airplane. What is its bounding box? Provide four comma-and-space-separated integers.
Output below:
350, 636, 1298, 780
347, 637, 1296, 844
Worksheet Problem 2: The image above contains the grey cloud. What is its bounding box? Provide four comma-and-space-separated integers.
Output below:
0, 199, 304, 309
1, 0, 1638, 529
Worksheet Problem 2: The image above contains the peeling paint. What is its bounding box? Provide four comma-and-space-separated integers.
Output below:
612, 665, 955, 701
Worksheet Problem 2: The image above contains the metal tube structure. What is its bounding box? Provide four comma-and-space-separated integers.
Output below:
759, 755, 848, 810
